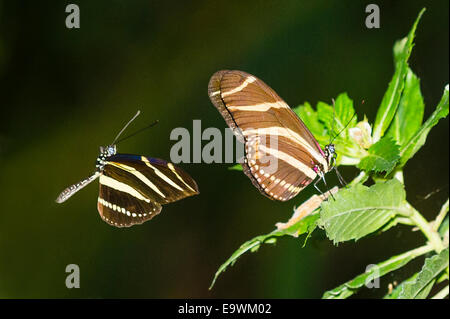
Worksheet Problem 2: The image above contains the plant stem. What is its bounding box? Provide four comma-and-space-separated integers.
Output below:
385, 244, 434, 264
431, 285, 449, 299
396, 217, 415, 226
403, 202, 445, 253
323, 244, 434, 299
349, 171, 367, 186
432, 199, 449, 232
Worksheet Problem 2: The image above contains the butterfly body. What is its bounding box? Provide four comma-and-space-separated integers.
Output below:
57, 144, 199, 227
208, 70, 336, 201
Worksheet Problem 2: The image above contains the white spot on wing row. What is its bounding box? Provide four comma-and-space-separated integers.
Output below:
98, 197, 155, 218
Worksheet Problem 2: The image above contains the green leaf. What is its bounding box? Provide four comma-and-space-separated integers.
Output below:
209, 214, 319, 289
398, 84, 449, 167
387, 68, 425, 146
323, 248, 416, 299
228, 164, 243, 171
293, 102, 328, 146
319, 179, 406, 243
378, 215, 406, 233
384, 273, 418, 299
317, 101, 335, 137
316, 93, 356, 138
436, 267, 449, 284
372, 9, 425, 142
399, 248, 449, 299
334, 92, 357, 133
357, 137, 400, 175
414, 279, 436, 299
317, 95, 365, 163
293, 96, 363, 164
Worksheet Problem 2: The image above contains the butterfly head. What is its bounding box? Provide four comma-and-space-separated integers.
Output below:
101, 145, 117, 157
96, 145, 117, 171
324, 143, 337, 169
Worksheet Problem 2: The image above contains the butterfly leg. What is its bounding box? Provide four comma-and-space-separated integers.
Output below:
321, 174, 335, 201
314, 174, 335, 200
313, 177, 324, 196
334, 166, 347, 187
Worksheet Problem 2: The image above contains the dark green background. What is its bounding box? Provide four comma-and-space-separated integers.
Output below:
0, 0, 448, 298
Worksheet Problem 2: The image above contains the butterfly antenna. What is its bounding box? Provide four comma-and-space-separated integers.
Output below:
111, 110, 141, 145
329, 98, 336, 144
115, 120, 159, 144
330, 112, 357, 144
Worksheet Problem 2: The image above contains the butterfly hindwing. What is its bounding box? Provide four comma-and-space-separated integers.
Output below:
209, 70, 327, 201
98, 182, 162, 227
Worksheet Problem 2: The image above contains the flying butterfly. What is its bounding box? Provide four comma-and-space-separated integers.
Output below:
208, 70, 346, 201
56, 111, 199, 227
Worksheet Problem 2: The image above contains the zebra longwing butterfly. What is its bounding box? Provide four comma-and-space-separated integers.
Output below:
208, 70, 336, 202
56, 112, 199, 227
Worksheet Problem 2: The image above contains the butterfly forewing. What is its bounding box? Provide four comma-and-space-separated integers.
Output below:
105, 154, 199, 201
97, 154, 199, 227
208, 70, 328, 201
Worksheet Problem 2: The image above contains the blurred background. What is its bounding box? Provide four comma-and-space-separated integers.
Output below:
0, 0, 448, 298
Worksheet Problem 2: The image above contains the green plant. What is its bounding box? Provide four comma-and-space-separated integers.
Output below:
210, 9, 449, 299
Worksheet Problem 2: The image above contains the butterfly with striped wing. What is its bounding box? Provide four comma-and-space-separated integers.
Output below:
208, 70, 337, 201
56, 112, 199, 227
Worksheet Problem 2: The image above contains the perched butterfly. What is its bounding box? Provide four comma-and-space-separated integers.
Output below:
208, 70, 344, 201
56, 111, 199, 227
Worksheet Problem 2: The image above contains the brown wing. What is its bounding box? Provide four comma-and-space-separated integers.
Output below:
97, 183, 162, 227
208, 70, 327, 201
97, 154, 199, 227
